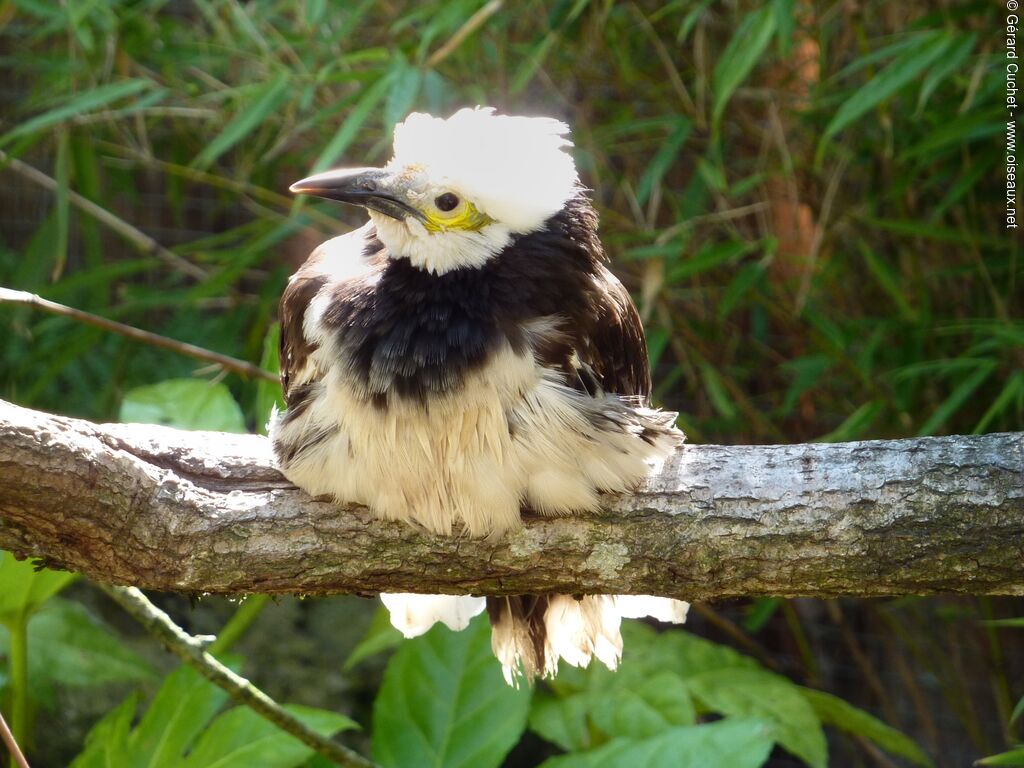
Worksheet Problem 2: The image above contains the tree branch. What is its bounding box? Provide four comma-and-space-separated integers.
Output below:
0, 398, 1021, 600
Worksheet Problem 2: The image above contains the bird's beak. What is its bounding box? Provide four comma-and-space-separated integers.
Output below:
288, 167, 428, 223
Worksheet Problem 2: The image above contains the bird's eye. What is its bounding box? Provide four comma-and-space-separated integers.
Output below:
435, 192, 460, 212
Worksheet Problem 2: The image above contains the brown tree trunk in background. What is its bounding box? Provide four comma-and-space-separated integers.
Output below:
1, 399, 1022, 600
765, 0, 821, 287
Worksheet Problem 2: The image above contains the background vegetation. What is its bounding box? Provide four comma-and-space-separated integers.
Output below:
0, 1, 1019, 766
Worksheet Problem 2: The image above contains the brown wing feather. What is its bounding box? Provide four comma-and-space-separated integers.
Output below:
278, 269, 326, 406
581, 264, 652, 400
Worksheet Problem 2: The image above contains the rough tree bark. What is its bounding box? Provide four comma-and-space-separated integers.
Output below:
0, 398, 1021, 601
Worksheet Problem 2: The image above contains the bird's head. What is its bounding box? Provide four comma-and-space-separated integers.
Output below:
290, 107, 580, 274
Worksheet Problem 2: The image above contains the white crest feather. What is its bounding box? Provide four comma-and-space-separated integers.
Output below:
389, 107, 579, 234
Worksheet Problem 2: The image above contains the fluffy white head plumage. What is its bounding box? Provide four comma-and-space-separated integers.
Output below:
389, 107, 580, 234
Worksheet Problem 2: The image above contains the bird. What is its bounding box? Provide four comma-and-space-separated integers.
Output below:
269, 107, 687, 684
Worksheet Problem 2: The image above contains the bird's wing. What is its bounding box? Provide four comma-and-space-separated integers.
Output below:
582, 264, 652, 400
541, 263, 651, 403
279, 267, 327, 406
278, 225, 379, 406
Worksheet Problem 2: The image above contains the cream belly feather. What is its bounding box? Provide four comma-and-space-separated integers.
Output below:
270, 337, 677, 538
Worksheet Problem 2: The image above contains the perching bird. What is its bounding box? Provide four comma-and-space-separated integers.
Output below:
269, 107, 687, 684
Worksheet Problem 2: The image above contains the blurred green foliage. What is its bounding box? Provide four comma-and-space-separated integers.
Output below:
0, 0, 1019, 766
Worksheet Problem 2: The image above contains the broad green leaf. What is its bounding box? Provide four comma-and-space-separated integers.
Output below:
532, 623, 759, 752
540, 718, 775, 768
978, 748, 1024, 766
70, 690, 141, 768
313, 75, 392, 172
712, 6, 776, 127
802, 688, 933, 767
529, 687, 593, 752
589, 671, 696, 739
819, 31, 954, 151
372, 615, 532, 768
195, 73, 292, 168
686, 667, 827, 768
119, 378, 246, 433
0, 550, 77, 622
620, 621, 760, 679
0, 598, 154, 706
343, 606, 403, 671
181, 704, 357, 768
124, 665, 230, 767
0, 79, 156, 145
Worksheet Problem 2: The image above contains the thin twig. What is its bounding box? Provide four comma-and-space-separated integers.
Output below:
100, 585, 377, 768
426, 0, 503, 68
0, 288, 277, 383
0, 710, 29, 768
0, 151, 208, 281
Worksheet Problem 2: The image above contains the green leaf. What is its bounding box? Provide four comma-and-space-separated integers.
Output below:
0, 79, 156, 145
589, 671, 696, 739
698, 361, 737, 420
1012, 694, 1024, 725
343, 606, 403, 671
384, 59, 422, 130
529, 687, 594, 752
819, 31, 954, 154
0, 598, 154, 706
718, 260, 767, 320
540, 718, 775, 768
124, 665, 231, 767
372, 615, 532, 768
686, 667, 827, 768
973, 370, 1024, 434
636, 118, 691, 206
801, 688, 933, 767
70, 690, 140, 768
712, 6, 776, 127
667, 239, 757, 282
816, 402, 883, 443
916, 361, 997, 436
978, 748, 1024, 766
313, 75, 392, 172
916, 32, 977, 113
119, 378, 246, 433
0, 550, 77, 622
181, 704, 357, 768
858, 241, 917, 322
195, 73, 292, 168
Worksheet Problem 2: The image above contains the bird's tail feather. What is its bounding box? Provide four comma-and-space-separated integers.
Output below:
380, 592, 688, 686
487, 593, 689, 686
